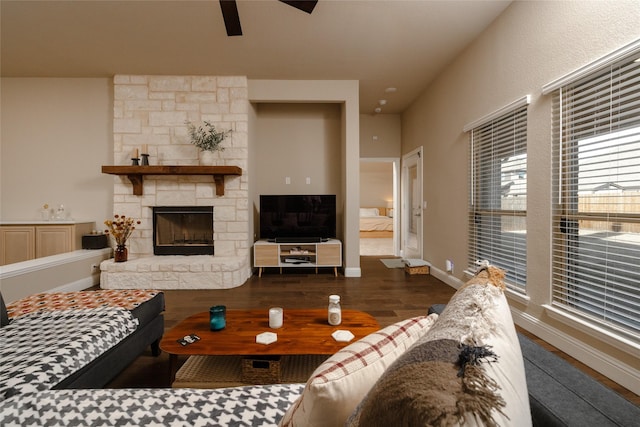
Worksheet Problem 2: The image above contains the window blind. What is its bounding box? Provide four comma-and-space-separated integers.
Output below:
551, 49, 640, 338
468, 102, 528, 291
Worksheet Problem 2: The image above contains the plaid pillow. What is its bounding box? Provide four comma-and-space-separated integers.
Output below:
279, 313, 438, 427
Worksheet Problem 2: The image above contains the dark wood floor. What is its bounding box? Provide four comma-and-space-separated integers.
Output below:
106, 256, 639, 405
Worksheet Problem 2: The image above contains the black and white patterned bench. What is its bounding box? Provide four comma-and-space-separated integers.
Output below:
1, 290, 165, 391
0, 307, 138, 400
0, 384, 305, 426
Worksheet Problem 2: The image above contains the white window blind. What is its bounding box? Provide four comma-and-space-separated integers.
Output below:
551, 48, 640, 339
468, 101, 528, 291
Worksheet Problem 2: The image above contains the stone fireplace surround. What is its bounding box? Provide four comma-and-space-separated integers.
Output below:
100, 75, 250, 290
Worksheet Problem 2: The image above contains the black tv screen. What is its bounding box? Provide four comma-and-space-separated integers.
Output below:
259, 195, 337, 241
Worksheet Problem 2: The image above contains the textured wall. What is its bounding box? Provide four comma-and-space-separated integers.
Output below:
111, 75, 249, 259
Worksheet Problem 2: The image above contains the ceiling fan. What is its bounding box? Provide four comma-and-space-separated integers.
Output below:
219, 0, 318, 36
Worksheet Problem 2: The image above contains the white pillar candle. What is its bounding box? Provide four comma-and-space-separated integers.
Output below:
269, 307, 283, 329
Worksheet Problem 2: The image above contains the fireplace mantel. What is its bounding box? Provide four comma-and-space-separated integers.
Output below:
102, 165, 242, 196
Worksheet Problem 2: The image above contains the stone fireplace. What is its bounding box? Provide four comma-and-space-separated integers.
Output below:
100, 75, 250, 290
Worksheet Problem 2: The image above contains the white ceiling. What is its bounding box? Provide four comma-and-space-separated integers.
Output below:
1, 0, 511, 114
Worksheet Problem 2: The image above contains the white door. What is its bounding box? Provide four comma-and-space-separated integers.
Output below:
401, 148, 423, 259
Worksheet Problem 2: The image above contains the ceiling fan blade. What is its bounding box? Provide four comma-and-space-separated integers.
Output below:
279, 0, 318, 14
219, 0, 242, 36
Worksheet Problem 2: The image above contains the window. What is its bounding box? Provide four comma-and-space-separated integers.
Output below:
465, 97, 529, 291
547, 43, 640, 339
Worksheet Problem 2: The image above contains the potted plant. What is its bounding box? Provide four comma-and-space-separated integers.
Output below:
186, 120, 232, 164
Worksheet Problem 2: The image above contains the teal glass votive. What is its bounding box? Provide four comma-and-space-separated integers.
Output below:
209, 305, 226, 331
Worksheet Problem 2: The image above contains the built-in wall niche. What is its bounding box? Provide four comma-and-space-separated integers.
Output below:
153, 206, 214, 256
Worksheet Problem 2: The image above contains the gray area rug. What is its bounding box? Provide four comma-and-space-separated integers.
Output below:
380, 258, 405, 269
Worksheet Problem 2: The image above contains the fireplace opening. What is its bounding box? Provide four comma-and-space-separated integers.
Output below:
153, 206, 214, 255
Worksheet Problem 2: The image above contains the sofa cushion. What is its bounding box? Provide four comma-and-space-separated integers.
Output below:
0, 307, 138, 400
347, 267, 531, 427
279, 314, 438, 427
5, 289, 162, 320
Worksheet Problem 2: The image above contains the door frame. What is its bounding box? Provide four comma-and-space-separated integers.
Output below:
401, 147, 423, 259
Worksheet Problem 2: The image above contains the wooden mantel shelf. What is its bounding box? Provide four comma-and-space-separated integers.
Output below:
102, 165, 242, 196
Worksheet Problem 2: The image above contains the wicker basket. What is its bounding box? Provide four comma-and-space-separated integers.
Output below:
241, 355, 281, 384
405, 265, 430, 275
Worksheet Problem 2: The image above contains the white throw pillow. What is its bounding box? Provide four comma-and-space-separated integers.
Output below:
278, 314, 438, 427
359, 208, 379, 217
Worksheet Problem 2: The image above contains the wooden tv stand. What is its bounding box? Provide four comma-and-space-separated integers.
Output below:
254, 239, 342, 277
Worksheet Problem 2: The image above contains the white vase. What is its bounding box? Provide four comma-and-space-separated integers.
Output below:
199, 151, 217, 166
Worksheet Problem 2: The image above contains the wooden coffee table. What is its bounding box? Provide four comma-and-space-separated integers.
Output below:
160, 308, 380, 381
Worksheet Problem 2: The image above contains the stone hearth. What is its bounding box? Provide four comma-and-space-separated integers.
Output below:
100, 256, 248, 290
100, 75, 250, 290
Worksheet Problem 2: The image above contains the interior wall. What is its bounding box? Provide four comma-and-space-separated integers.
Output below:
360, 162, 393, 207
359, 114, 401, 158
248, 79, 361, 276
0, 78, 114, 224
252, 103, 343, 239
401, 0, 640, 393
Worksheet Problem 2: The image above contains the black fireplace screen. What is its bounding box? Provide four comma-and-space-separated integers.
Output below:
153, 206, 214, 255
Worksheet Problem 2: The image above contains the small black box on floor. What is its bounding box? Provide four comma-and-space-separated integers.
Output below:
82, 234, 108, 249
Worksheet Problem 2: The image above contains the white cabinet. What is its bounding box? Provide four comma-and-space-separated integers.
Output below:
254, 239, 342, 277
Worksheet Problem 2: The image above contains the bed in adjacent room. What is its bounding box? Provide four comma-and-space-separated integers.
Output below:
359, 207, 393, 238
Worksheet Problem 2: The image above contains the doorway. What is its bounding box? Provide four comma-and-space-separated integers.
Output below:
401, 148, 423, 259
359, 158, 400, 256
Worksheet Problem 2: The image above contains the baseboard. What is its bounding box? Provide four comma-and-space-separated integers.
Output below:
429, 266, 464, 290
344, 267, 361, 277
512, 307, 640, 396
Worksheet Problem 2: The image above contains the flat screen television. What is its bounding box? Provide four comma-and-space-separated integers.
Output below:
259, 195, 336, 242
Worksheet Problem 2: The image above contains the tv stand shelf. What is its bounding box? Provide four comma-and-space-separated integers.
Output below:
254, 239, 342, 277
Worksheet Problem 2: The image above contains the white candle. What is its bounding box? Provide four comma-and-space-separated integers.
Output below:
269, 307, 283, 329
133, 148, 139, 158
141, 144, 148, 154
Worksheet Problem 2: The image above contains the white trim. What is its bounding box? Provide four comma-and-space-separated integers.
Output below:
0, 249, 112, 280
505, 287, 530, 306
430, 266, 466, 290
400, 147, 423, 259
344, 267, 361, 277
463, 95, 531, 132
542, 38, 640, 94
542, 304, 640, 357
512, 307, 640, 396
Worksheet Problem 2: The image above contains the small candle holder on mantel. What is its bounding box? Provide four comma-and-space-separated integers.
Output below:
140, 144, 150, 166
131, 148, 140, 166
